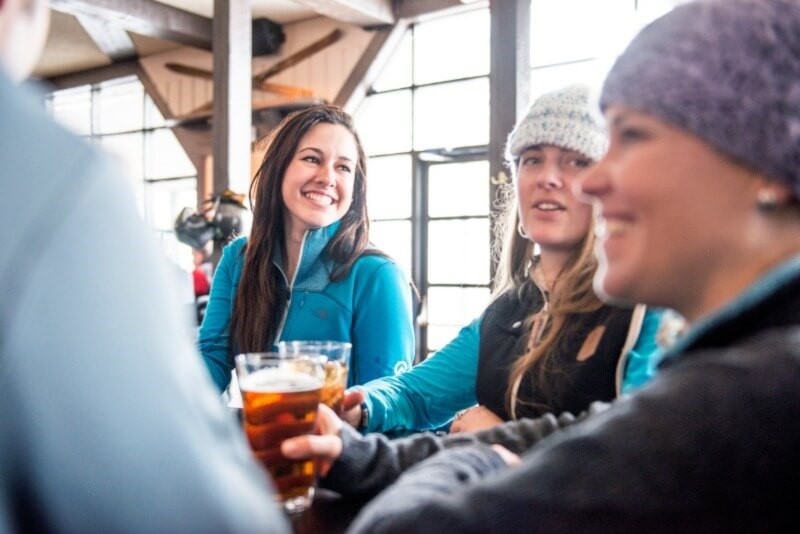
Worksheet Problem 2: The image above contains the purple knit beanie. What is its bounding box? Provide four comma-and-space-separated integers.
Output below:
601, 0, 800, 196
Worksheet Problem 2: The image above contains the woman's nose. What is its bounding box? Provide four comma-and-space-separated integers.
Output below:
573, 163, 603, 202
315, 164, 336, 186
537, 166, 563, 190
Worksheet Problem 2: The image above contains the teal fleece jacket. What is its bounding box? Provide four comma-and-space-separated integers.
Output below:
198, 223, 416, 392
358, 306, 664, 434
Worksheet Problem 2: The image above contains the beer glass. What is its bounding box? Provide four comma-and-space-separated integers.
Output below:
235, 352, 325, 514
278, 341, 352, 416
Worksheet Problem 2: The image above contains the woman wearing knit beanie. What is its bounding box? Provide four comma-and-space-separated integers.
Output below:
340, 84, 664, 437
279, 0, 800, 531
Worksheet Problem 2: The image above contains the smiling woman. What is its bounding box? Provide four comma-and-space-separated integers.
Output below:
345, 85, 667, 436
198, 105, 416, 394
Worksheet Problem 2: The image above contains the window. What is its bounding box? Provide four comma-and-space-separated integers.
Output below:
529, 0, 681, 98
355, 1, 682, 359
47, 76, 197, 272
357, 8, 494, 358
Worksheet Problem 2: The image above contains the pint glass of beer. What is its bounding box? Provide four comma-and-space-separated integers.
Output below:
278, 341, 352, 416
234, 352, 325, 514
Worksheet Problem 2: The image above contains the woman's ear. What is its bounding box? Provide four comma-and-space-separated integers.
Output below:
754, 175, 795, 211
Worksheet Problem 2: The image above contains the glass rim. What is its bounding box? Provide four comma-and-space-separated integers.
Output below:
234, 351, 323, 366
277, 340, 353, 350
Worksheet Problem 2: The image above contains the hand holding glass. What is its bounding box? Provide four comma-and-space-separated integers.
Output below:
235, 352, 325, 514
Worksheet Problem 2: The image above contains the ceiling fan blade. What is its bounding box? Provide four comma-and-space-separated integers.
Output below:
253, 29, 344, 86
165, 62, 214, 80
254, 80, 314, 98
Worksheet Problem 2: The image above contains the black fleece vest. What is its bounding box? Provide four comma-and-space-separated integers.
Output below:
476, 282, 634, 420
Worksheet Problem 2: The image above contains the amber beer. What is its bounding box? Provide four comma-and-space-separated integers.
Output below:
277, 341, 352, 416
236, 355, 323, 513
321, 358, 347, 415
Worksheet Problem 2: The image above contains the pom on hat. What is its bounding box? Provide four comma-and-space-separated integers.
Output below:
505, 84, 608, 164
601, 0, 800, 196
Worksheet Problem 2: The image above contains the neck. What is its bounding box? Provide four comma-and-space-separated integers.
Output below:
532, 249, 571, 291
679, 224, 800, 323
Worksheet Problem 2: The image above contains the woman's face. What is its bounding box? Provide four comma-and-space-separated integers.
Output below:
576, 106, 761, 320
516, 145, 594, 255
281, 122, 358, 236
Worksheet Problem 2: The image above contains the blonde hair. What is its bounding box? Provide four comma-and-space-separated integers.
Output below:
493, 161, 603, 419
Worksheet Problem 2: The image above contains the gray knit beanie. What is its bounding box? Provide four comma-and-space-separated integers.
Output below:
601, 0, 800, 196
506, 84, 608, 164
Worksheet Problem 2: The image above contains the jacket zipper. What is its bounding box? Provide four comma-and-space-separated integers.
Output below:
272, 230, 308, 344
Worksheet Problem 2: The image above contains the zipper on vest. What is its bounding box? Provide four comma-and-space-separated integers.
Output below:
273, 230, 308, 344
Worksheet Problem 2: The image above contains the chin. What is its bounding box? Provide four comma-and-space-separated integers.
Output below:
593, 260, 637, 307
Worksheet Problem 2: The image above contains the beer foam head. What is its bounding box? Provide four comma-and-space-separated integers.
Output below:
240, 367, 323, 393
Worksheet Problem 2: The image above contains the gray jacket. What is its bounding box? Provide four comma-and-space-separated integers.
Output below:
0, 72, 288, 532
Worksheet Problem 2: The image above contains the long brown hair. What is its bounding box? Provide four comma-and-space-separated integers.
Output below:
494, 157, 603, 418
230, 105, 371, 356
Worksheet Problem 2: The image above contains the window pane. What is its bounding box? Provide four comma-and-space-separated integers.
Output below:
51, 86, 91, 135
144, 177, 197, 231
368, 154, 412, 219
145, 129, 195, 179
635, 0, 680, 30
356, 90, 412, 156
414, 9, 489, 85
428, 218, 490, 284
370, 220, 412, 279
414, 78, 489, 151
529, 60, 607, 99
530, 0, 635, 67
427, 325, 462, 352
145, 94, 166, 128
428, 160, 489, 218
96, 78, 144, 134
427, 286, 490, 328
373, 30, 413, 92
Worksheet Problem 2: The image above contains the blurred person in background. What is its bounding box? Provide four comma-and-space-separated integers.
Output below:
0, 0, 288, 530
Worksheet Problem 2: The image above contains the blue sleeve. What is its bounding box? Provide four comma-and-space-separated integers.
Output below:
197, 240, 242, 392
621, 307, 665, 394
358, 318, 482, 434
350, 261, 416, 385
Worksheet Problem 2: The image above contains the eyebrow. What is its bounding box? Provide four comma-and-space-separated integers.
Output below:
297, 146, 354, 163
609, 112, 631, 128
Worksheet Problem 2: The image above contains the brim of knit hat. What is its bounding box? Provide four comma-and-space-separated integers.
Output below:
506, 117, 608, 163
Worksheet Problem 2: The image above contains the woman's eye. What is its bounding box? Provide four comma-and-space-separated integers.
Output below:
338, 164, 352, 174
302, 155, 320, 164
522, 157, 541, 166
568, 158, 591, 168
617, 127, 648, 144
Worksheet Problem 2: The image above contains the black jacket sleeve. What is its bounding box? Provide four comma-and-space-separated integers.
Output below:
321, 403, 608, 497
343, 334, 800, 533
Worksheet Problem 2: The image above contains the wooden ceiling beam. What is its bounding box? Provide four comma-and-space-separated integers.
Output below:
334, 22, 409, 112
74, 13, 137, 61
49, 0, 212, 50
44, 59, 140, 90
396, 0, 482, 20
292, 0, 394, 26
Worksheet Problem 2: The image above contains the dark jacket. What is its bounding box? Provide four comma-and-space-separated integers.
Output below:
477, 281, 636, 419
323, 256, 800, 533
